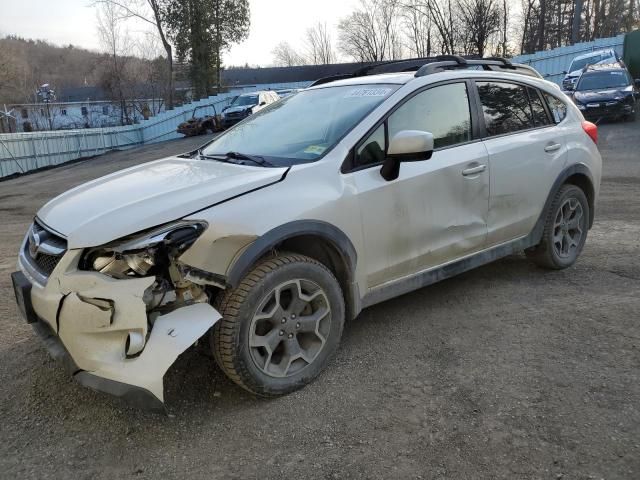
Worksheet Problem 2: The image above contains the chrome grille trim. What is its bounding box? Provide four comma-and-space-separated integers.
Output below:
19, 220, 68, 286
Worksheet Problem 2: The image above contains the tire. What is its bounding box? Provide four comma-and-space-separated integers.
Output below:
211, 253, 345, 397
526, 184, 590, 269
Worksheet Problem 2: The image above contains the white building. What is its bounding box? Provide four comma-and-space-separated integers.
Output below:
5, 98, 164, 133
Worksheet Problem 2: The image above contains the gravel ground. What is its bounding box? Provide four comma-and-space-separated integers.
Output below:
0, 123, 638, 480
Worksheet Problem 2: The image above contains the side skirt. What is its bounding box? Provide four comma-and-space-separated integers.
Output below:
361, 234, 537, 309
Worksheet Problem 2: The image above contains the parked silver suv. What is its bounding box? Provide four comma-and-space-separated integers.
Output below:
12, 57, 602, 411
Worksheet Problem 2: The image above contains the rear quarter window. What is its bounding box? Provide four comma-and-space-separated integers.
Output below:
542, 92, 568, 124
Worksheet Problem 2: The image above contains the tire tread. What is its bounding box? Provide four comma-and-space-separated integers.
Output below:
212, 252, 341, 396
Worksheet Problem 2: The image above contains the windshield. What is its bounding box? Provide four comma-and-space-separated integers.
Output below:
577, 71, 630, 91
570, 53, 613, 72
232, 95, 259, 107
202, 84, 399, 166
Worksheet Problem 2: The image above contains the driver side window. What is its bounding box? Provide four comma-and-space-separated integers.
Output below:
353, 82, 472, 169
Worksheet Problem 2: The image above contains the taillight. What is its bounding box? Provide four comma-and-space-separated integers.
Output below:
582, 121, 598, 144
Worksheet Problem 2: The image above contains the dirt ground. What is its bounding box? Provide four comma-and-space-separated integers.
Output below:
0, 123, 638, 480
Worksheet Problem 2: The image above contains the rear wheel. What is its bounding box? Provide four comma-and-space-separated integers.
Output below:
526, 184, 589, 269
211, 253, 345, 396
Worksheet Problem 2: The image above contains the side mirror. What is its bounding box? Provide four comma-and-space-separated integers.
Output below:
380, 130, 434, 181
561, 70, 568, 75
565, 83, 575, 91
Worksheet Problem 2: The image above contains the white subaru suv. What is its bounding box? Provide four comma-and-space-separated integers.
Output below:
12, 57, 602, 411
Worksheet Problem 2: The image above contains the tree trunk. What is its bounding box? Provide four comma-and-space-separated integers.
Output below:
537, 0, 547, 51
148, 0, 173, 109
571, 0, 584, 44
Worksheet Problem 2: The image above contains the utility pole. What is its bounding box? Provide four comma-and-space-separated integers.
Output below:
571, 0, 584, 45
37, 84, 56, 130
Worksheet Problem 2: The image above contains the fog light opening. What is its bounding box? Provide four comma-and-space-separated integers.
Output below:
126, 331, 145, 357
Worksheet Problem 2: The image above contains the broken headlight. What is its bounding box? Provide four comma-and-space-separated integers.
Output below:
83, 221, 207, 279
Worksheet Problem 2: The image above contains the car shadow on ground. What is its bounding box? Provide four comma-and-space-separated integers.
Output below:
155, 253, 547, 416
5, 250, 564, 426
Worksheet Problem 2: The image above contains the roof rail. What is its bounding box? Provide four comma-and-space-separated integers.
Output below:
308, 56, 479, 87
308, 55, 542, 88
415, 56, 542, 78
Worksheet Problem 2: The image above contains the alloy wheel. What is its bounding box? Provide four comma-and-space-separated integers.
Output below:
249, 279, 331, 378
553, 197, 584, 258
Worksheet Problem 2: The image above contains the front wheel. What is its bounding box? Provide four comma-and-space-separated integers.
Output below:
526, 184, 590, 269
211, 253, 345, 396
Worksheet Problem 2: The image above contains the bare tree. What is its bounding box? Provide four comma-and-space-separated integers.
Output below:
97, 2, 133, 125
458, 0, 501, 56
94, 0, 174, 108
338, 0, 401, 62
305, 22, 336, 64
499, 0, 509, 56
423, 0, 458, 54
272, 41, 306, 66
400, 0, 433, 57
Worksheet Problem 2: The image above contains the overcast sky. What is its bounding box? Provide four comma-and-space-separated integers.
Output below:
0, 0, 360, 66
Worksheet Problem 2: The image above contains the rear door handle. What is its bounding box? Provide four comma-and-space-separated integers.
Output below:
462, 164, 487, 176
544, 143, 561, 153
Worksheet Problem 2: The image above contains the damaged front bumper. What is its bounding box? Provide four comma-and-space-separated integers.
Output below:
12, 248, 221, 412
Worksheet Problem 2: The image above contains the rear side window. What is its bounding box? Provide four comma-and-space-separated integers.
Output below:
477, 82, 533, 136
542, 92, 567, 124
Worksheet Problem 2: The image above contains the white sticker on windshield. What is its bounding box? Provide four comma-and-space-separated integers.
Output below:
345, 88, 392, 98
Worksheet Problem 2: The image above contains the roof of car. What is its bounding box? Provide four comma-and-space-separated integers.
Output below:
572, 49, 615, 61
239, 90, 278, 96
583, 63, 626, 73
307, 69, 552, 91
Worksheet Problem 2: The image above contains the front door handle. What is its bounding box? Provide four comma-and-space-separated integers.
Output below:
544, 143, 561, 153
462, 164, 487, 176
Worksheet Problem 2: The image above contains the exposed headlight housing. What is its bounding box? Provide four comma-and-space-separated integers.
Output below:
83, 221, 207, 279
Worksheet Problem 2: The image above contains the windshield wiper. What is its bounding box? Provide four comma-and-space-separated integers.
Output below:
225, 151, 274, 167
199, 150, 275, 167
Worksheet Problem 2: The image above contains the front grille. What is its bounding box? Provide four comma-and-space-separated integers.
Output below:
22, 220, 67, 281
34, 253, 62, 276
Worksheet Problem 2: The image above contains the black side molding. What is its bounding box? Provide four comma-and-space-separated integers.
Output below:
362, 235, 534, 308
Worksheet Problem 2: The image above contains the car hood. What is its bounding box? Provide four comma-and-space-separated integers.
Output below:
37, 157, 287, 248
224, 105, 254, 114
573, 88, 627, 103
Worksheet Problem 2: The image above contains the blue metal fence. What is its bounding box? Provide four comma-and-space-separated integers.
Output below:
512, 34, 626, 85
0, 82, 311, 178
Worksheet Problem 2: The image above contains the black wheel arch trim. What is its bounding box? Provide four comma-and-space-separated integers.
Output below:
533, 163, 596, 241
226, 220, 361, 318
